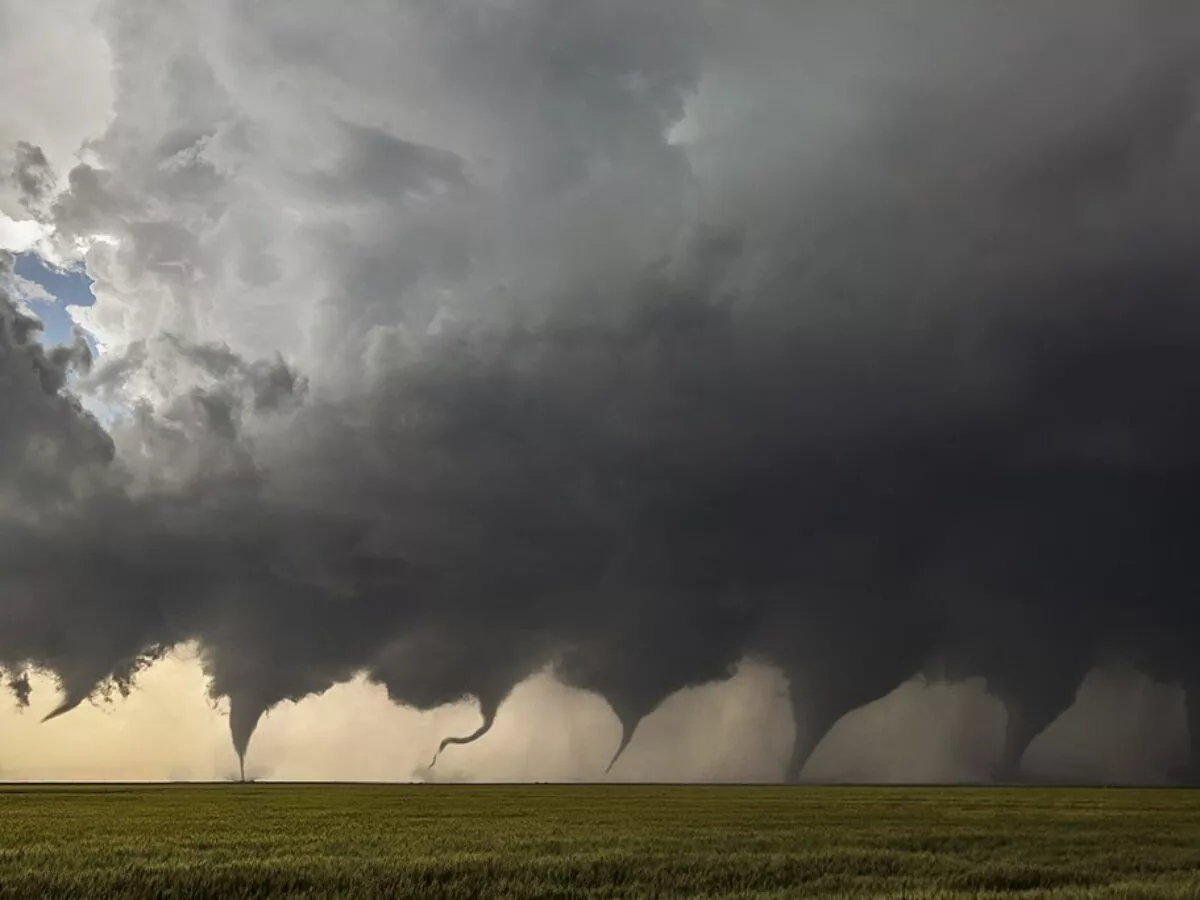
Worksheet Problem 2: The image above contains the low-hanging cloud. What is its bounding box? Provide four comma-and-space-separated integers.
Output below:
3, 0, 1200, 783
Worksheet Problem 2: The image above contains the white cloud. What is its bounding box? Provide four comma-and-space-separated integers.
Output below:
0, 0, 113, 215
28, 0, 701, 387
0, 214, 47, 252
2, 270, 53, 315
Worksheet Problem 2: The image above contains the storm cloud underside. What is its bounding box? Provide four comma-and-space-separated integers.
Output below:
4, 1, 1200, 782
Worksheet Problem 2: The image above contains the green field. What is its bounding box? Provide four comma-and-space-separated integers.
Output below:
1, 784, 1198, 898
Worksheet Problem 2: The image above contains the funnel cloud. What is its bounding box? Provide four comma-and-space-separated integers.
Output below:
3, 1, 1200, 783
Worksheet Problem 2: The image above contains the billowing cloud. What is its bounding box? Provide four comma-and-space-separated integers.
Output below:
3, 1, 1200, 784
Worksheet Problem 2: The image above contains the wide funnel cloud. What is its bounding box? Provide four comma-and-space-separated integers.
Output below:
4, 1, 1200, 782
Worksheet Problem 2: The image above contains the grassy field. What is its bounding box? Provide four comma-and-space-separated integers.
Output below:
0, 785, 1198, 898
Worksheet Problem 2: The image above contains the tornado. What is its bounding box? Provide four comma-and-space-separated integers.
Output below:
549, 668, 655, 778
604, 716, 637, 776
429, 696, 500, 767
227, 692, 266, 783
780, 655, 926, 784
986, 670, 1087, 783
558, 625, 744, 778
369, 623, 549, 772
40, 693, 88, 725
430, 714, 495, 766
592, 686, 665, 777
37, 657, 153, 726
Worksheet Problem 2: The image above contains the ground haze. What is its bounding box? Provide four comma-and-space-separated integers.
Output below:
1, 784, 1198, 898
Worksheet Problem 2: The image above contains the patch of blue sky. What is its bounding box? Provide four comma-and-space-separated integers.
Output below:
8, 252, 118, 424
12, 252, 98, 354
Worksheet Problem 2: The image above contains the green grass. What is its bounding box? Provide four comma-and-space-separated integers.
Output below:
0, 785, 1198, 898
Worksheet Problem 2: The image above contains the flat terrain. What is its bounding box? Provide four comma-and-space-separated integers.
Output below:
0, 784, 1198, 898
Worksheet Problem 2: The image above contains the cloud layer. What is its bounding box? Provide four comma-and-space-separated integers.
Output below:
4, 1, 1200, 782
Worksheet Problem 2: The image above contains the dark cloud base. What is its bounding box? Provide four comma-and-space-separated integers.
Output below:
4, 2, 1200, 783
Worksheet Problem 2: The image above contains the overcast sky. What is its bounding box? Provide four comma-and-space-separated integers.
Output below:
3, 1, 1200, 783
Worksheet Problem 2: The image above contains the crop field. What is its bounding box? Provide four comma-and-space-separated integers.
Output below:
0, 784, 1199, 898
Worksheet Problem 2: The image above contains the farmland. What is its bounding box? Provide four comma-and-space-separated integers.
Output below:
0, 784, 1198, 898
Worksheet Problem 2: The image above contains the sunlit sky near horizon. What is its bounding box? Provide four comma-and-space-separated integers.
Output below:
0, 650, 1189, 784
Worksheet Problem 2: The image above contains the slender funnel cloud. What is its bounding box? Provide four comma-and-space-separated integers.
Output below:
430, 705, 498, 768
227, 693, 264, 784
604, 718, 636, 776
428, 682, 520, 768
40, 695, 87, 725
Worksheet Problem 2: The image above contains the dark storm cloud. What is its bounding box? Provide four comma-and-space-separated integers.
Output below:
5, 1, 1200, 783
10, 141, 54, 210
0, 249, 109, 504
